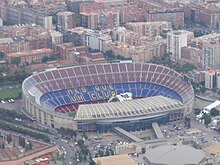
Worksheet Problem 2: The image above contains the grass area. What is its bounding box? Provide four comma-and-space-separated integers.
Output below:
0, 87, 22, 100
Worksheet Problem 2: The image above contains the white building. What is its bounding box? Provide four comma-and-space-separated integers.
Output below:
167, 30, 190, 62
217, 70, 220, 89
84, 31, 112, 51
0, 18, 3, 27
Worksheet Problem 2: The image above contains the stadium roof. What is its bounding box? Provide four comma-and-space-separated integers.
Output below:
74, 96, 183, 121
145, 145, 206, 165
93, 154, 136, 165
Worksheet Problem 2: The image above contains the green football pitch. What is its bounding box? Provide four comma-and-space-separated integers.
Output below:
0, 86, 22, 100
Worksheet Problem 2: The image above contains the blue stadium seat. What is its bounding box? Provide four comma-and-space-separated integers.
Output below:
40, 82, 182, 108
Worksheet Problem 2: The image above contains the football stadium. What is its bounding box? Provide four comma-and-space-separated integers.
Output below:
22, 62, 194, 132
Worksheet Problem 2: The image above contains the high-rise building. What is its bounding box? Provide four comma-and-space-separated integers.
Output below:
191, 33, 220, 70
216, 70, 220, 90
2, 5, 53, 30
0, 18, 2, 27
205, 70, 216, 89
204, 70, 220, 89
81, 11, 120, 30
203, 43, 220, 70
167, 30, 188, 62
57, 11, 76, 32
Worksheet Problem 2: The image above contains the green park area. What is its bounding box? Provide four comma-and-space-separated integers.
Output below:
0, 87, 22, 100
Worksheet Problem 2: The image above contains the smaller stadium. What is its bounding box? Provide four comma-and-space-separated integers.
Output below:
22, 62, 194, 132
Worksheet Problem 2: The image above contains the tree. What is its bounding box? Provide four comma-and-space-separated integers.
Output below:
28, 140, 32, 150
202, 113, 212, 125
7, 134, 12, 143
200, 86, 206, 93
210, 108, 220, 116
41, 56, 50, 63
77, 139, 84, 147
104, 50, 115, 59
194, 108, 201, 115
181, 63, 197, 72
109, 148, 114, 155
11, 57, 21, 66
0, 52, 5, 60
98, 150, 104, 157
78, 152, 83, 161
105, 149, 110, 156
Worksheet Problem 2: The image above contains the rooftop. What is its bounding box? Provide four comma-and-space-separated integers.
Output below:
93, 154, 136, 165
0, 38, 14, 44
145, 145, 206, 165
7, 48, 53, 58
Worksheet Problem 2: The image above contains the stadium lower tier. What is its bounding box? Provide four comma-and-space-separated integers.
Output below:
40, 82, 182, 113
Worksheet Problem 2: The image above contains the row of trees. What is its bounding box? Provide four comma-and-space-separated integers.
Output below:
0, 121, 50, 142
57, 127, 77, 138
0, 70, 30, 85
150, 53, 197, 73
104, 50, 132, 61
0, 108, 28, 121
18, 136, 32, 151
194, 108, 220, 125
94, 148, 114, 158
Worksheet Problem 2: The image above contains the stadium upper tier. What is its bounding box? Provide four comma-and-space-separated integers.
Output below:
22, 63, 194, 114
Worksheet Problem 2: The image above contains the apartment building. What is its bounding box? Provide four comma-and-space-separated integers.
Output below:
6, 48, 54, 65
2, 5, 53, 29
167, 30, 188, 62
81, 11, 120, 29
0, 25, 52, 54
192, 33, 220, 69
205, 70, 217, 89
57, 11, 76, 32
180, 46, 203, 68
147, 8, 184, 28
185, 3, 220, 29
125, 21, 171, 37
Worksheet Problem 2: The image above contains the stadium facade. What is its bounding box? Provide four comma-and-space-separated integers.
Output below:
22, 62, 194, 132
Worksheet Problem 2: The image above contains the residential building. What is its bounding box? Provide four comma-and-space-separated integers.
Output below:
2, 5, 53, 29
187, 70, 205, 84
125, 21, 171, 37
167, 30, 193, 62
84, 31, 112, 51
180, 46, 203, 68
66, 0, 94, 13
147, 8, 184, 28
81, 11, 120, 30
105, 38, 166, 62
191, 33, 220, 69
50, 31, 63, 47
185, 3, 220, 29
0, 24, 52, 54
205, 70, 216, 89
64, 27, 92, 46
0, 18, 3, 27
57, 11, 76, 32
216, 70, 220, 89
203, 42, 220, 70
6, 48, 54, 65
